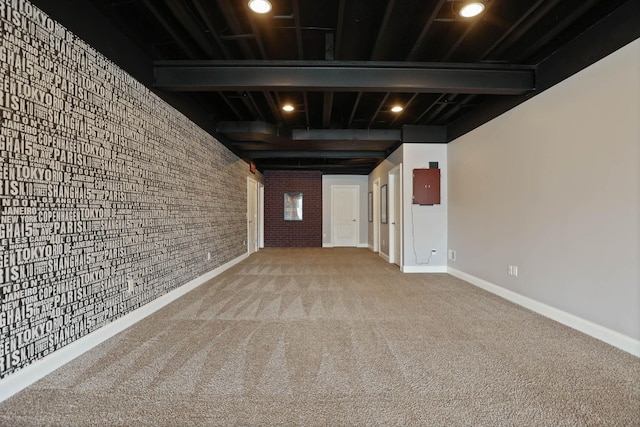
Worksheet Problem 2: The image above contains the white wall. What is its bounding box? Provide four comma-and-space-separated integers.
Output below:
322, 175, 369, 247
369, 146, 403, 257
402, 144, 447, 272
368, 145, 447, 271
448, 39, 640, 343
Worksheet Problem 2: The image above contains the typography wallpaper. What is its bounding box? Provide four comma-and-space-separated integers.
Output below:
0, 0, 253, 378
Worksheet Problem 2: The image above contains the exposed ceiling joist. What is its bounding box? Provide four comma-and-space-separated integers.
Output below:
32, 0, 635, 176
154, 61, 536, 95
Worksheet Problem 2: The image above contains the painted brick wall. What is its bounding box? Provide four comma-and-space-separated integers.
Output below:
264, 171, 322, 247
0, 1, 256, 379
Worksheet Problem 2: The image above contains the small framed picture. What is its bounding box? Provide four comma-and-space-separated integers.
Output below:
380, 185, 387, 224
284, 192, 303, 221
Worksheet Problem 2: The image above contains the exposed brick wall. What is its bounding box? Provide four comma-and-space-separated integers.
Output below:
264, 171, 322, 247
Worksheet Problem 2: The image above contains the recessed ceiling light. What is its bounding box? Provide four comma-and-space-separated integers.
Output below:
282, 104, 295, 112
391, 105, 403, 113
248, 0, 272, 14
459, 2, 485, 18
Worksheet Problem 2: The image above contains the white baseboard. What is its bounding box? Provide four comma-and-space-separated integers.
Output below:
323, 243, 369, 248
0, 253, 249, 403
402, 265, 448, 273
447, 267, 640, 357
379, 252, 389, 262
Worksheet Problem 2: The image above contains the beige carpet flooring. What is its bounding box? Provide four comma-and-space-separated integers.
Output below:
0, 248, 638, 426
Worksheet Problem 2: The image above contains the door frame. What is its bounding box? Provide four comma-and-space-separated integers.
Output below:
388, 164, 402, 267
246, 177, 262, 254
373, 178, 380, 252
258, 183, 264, 249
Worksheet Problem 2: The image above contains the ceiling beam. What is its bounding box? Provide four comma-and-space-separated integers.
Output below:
217, 121, 290, 138
401, 125, 447, 143
292, 129, 400, 141
246, 151, 387, 158
154, 61, 535, 94
257, 163, 376, 173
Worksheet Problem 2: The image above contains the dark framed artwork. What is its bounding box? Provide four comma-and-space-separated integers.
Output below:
284, 192, 303, 221
380, 185, 387, 224
368, 191, 373, 222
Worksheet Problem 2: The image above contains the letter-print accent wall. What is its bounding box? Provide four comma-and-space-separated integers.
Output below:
0, 0, 255, 378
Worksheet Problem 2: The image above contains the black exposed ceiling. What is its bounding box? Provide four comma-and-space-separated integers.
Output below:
32, 0, 639, 175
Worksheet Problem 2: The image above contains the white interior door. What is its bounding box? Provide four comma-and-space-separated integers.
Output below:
331, 185, 359, 247
389, 165, 402, 266
247, 178, 259, 254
